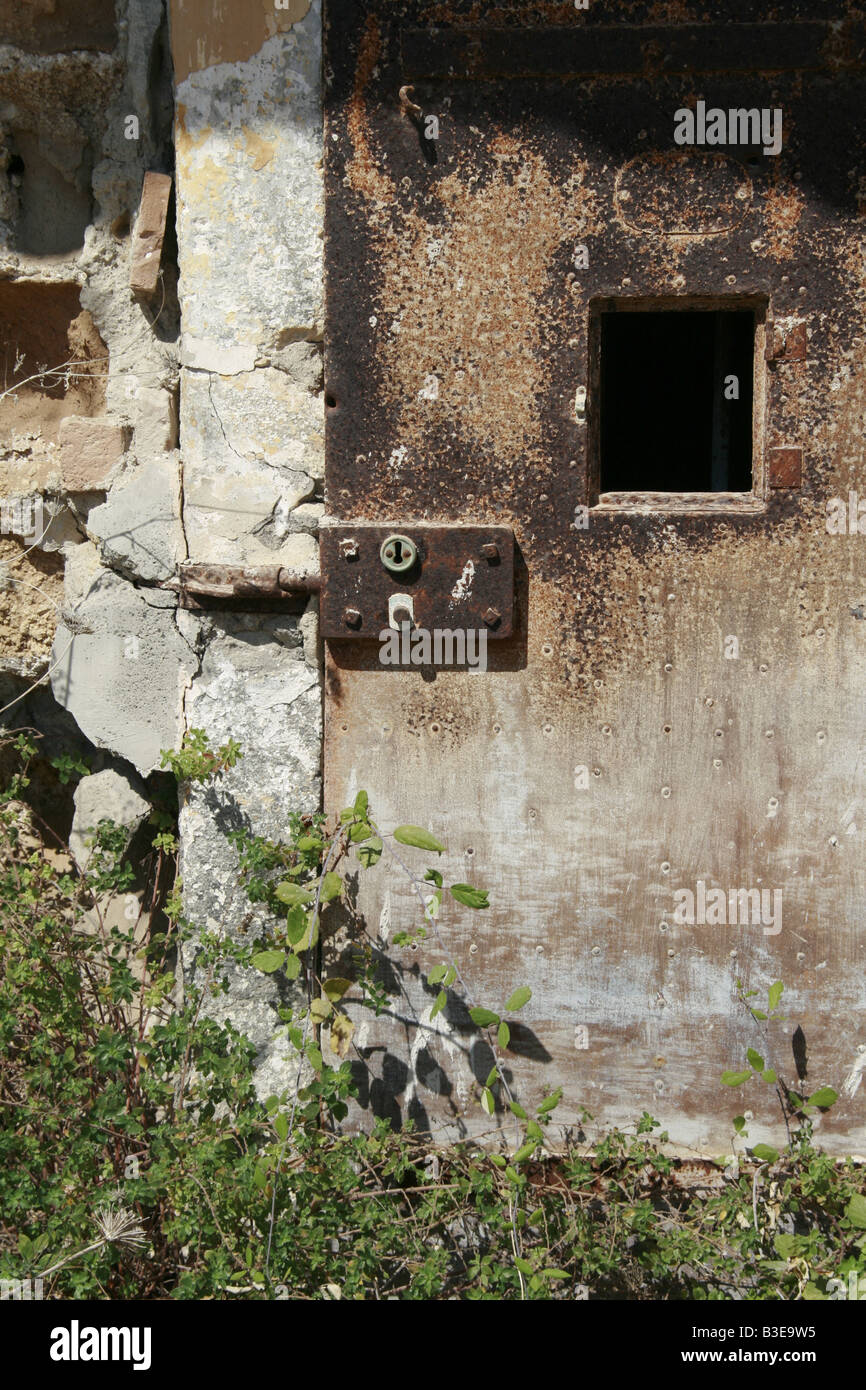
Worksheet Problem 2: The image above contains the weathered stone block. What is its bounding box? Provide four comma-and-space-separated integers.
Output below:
129, 172, 173, 298
59, 416, 127, 492
88, 458, 183, 582
70, 767, 151, 872
51, 568, 196, 775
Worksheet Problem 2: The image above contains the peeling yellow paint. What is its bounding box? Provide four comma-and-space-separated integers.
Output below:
240, 127, 277, 171
169, 0, 311, 84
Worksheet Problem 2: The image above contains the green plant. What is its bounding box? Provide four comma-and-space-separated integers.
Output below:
722, 980, 839, 1163
2, 729, 863, 1301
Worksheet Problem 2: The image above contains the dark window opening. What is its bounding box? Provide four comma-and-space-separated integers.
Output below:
598, 308, 754, 493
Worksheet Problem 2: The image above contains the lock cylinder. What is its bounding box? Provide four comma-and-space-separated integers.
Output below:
380, 534, 418, 574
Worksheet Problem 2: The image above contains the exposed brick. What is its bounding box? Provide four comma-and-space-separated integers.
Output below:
768, 446, 803, 489
59, 416, 127, 492
130, 173, 173, 299
0, 0, 116, 54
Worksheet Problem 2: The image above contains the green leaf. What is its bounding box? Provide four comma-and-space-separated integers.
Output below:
251, 950, 286, 974
450, 883, 490, 909
514, 1256, 534, 1277
306, 1045, 323, 1072
505, 986, 532, 1012
537, 1089, 562, 1115
806, 1086, 838, 1109
428, 964, 448, 985
721, 1070, 751, 1087
526, 1119, 544, 1143
747, 1048, 764, 1072
286, 904, 308, 945
274, 1113, 289, 1142
733, 1115, 747, 1134
774, 1233, 797, 1259
284, 954, 302, 982
513, 1142, 536, 1164
443, 965, 456, 988
497, 1021, 511, 1049
509, 1101, 527, 1120
469, 1007, 500, 1028
429, 990, 447, 1020
349, 821, 373, 843
353, 790, 368, 817
356, 837, 382, 868
318, 871, 342, 903
768, 980, 784, 1011
761, 1069, 777, 1084
845, 1194, 866, 1230
275, 881, 314, 907
751, 1009, 768, 1020
481, 1086, 495, 1116
751, 1143, 779, 1163
297, 835, 324, 852
292, 915, 319, 954
485, 1065, 499, 1089
424, 868, 443, 889
540, 1269, 570, 1280
323, 976, 352, 1002
393, 825, 445, 854
505, 1166, 521, 1184
490, 1154, 506, 1169
309, 997, 331, 1023
801, 1282, 828, 1301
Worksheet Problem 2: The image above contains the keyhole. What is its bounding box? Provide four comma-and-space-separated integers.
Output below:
380, 534, 418, 574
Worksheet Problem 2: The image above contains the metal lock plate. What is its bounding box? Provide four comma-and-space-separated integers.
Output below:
319, 524, 514, 640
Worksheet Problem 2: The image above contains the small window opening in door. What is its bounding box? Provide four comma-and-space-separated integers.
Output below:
596, 305, 755, 494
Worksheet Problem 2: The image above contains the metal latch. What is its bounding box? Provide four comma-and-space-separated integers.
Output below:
163, 564, 320, 611
320, 523, 515, 640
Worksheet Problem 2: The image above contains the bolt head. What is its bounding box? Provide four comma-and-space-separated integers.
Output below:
340, 539, 359, 560
343, 607, 362, 628
480, 542, 499, 561
482, 607, 501, 628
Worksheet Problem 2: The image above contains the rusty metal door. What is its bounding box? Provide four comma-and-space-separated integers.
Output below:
322, 0, 866, 1151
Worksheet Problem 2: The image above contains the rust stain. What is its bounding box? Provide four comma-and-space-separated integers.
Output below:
346, 111, 600, 460
761, 175, 806, 261
383, 141, 599, 460
614, 152, 753, 237
324, 1, 866, 1151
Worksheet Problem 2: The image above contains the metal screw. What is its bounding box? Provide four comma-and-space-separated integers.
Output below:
342, 607, 362, 628
340, 538, 359, 560
482, 607, 501, 628
480, 542, 499, 561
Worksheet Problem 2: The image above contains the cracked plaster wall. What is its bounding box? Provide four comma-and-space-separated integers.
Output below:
0, 0, 325, 1099
168, 0, 324, 1093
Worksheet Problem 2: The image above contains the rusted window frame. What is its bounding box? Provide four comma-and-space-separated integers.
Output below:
587, 293, 769, 514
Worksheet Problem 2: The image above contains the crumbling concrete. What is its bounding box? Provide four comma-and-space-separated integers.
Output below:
51, 564, 196, 777
0, 0, 184, 762
69, 765, 151, 871
164, 0, 325, 1086
88, 456, 184, 582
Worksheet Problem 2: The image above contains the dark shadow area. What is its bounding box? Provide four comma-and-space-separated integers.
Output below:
792, 1025, 808, 1083
599, 308, 754, 493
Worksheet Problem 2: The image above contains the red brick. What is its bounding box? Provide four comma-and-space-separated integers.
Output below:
130, 173, 173, 299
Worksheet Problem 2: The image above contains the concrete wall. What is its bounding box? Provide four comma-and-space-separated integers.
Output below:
168, 0, 324, 1090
